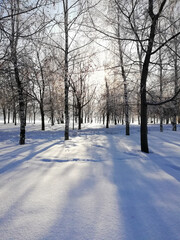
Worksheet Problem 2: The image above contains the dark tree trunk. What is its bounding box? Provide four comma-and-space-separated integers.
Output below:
172, 38, 178, 131
160, 117, 163, 132
106, 111, 109, 128
24, 97, 28, 127
40, 103, 45, 131
33, 112, 36, 124
141, 91, 149, 153
78, 104, 82, 130
114, 117, 117, 125
140, 12, 158, 153
72, 93, 75, 130
13, 102, 17, 125
8, 108, 10, 123
172, 117, 177, 131
51, 106, 54, 126
103, 113, 105, 125
13, 111, 16, 125
159, 41, 163, 132
3, 107, 6, 124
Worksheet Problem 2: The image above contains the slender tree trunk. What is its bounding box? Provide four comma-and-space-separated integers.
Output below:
81, 110, 83, 124
8, 108, 10, 123
15, 64, 26, 144
160, 115, 163, 132
33, 104, 36, 124
103, 113, 105, 125
141, 83, 149, 153
33, 112, 36, 124
158, 19, 164, 132
24, 97, 28, 126
13, 101, 17, 125
3, 107, 6, 124
117, 13, 129, 135
105, 78, 110, 129
40, 102, 45, 130
64, 0, 69, 140
72, 92, 75, 130
172, 38, 178, 131
114, 117, 117, 125
159, 47, 163, 132
51, 108, 54, 126
136, 41, 142, 126
78, 104, 82, 130
48, 84, 54, 126
50, 100, 54, 126
106, 112, 110, 128
10, 1, 26, 144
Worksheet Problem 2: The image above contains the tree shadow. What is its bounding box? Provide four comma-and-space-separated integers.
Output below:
0, 140, 62, 174
108, 134, 180, 240
41, 158, 102, 163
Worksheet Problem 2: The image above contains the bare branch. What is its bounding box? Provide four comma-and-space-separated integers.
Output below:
147, 88, 180, 106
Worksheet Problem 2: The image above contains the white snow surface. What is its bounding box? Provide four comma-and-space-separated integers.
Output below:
0, 123, 180, 240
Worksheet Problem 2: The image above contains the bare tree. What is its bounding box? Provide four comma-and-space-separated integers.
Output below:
70, 60, 95, 130
0, 0, 52, 144
114, 0, 180, 152
52, 0, 98, 139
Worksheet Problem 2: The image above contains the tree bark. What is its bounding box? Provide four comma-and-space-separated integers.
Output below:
64, 0, 69, 140
172, 37, 178, 131
140, 11, 157, 153
10, 0, 26, 144
105, 78, 110, 129
40, 102, 45, 130
3, 107, 6, 124
15, 63, 26, 144
159, 46, 163, 132
78, 103, 82, 130
117, 11, 129, 135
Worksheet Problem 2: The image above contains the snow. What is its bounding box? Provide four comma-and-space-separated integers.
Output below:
0, 123, 180, 240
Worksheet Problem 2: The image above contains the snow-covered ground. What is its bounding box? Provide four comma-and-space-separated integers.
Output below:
0, 123, 180, 240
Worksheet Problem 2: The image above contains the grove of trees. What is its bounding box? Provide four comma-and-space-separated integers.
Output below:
0, 0, 179, 153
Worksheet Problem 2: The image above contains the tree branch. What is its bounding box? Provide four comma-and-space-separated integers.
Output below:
147, 88, 180, 106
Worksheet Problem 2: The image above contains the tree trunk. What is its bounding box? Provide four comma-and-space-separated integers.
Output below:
140, 14, 158, 153
33, 112, 36, 124
8, 108, 10, 123
3, 107, 6, 124
117, 12, 130, 135
172, 37, 178, 131
160, 117, 163, 132
14, 62, 26, 144
105, 79, 110, 129
64, 0, 69, 140
141, 86, 149, 153
78, 104, 82, 130
13, 102, 17, 125
40, 103, 45, 130
106, 111, 109, 128
51, 105, 54, 126
72, 93, 75, 130
159, 43, 163, 132
10, 1, 26, 144
103, 113, 105, 125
